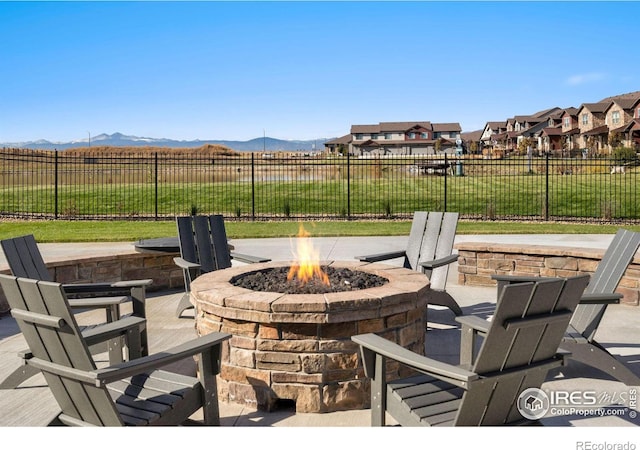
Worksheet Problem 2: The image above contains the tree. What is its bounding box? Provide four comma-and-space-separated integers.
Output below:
518, 137, 532, 155
435, 138, 443, 153
608, 131, 622, 149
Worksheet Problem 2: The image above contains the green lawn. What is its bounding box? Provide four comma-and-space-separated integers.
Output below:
1, 219, 637, 243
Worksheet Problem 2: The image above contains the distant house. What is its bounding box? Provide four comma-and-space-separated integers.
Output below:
612, 118, 640, 149
323, 134, 351, 156
605, 98, 640, 148
480, 121, 506, 148
460, 129, 483, 154
324, 91, 640, 160
482, 107, 568, 155
348, 121, 462, 157
577, 102, 611, 154
539, 126, 564, 154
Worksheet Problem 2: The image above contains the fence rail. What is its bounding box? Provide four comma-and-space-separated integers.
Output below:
1, 148, 638, 223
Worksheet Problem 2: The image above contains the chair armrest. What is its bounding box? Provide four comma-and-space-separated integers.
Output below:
455, 315, 491, 334
173, 257, 201, 270
18, 316, 147, 364
230, 252, 271, 264
81, 316, 147, 348
419, 254, 459, 270
62, 279, 152, 294
580, 292, 622, 304
67, 296, 129, 310
352, 333, 477, 388
93, 332, 231, 385
355, 250, 407, 263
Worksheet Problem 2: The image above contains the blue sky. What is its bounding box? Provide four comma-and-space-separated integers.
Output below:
1, 1, 638, 143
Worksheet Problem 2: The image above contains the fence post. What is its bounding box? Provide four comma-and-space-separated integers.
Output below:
54, 151, 59, 219
545, 152, 549, 221
443, 153, 448, 212
251, 153, 256, 220
154, 152, 159, 220
347, 152, 351, 220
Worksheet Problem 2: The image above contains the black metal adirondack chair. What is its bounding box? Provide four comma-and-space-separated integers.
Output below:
352, 275, 589, 426
0, 234, 153, 389
356, 211, 462, 316
173, 214, 271, 318
0, 274, 230, 426
492, 228, 640, 386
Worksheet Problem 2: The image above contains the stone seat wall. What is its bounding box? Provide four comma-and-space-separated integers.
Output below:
455, 242, 640, 306
0, 250, 183, 314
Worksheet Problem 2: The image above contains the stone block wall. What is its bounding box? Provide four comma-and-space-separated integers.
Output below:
197, 305, 426, 414
455, 242, 640, 306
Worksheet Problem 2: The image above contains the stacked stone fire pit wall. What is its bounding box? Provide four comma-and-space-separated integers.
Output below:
455, 242, 640, 306
190, 260, 430, 413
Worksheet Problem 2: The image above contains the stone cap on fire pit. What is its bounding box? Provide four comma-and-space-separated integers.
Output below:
190, 260, 431, 324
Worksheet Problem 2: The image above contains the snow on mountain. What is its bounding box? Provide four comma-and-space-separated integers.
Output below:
1, 133, 334, 152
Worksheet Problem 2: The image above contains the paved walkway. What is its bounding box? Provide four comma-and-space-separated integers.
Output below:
1, 234, 639, 433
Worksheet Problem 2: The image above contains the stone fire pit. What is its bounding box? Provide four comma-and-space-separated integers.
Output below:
190, 260, 430, 413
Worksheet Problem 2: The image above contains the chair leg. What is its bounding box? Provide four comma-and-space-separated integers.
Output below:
427, 289, 463, 316
176, 292, 195, 318
0, 364, 41, 389
562, 340, 640, 386
198, 345, 222, 426
129, 286, 148, 357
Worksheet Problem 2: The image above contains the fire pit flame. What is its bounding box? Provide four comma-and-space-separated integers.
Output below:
287, 223, 330, 286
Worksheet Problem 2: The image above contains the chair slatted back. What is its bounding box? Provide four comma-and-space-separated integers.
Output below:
404, 211, 428, 269
176, 216, 199, 267
455, 275, 589, 425
0, 274, 122, 426
0, 235, 53, 281
419, 212, 459, 289
572, 229, 640, 341
208, 215, 232, 270
193, 216, 217, 273
176, 215, 233, 275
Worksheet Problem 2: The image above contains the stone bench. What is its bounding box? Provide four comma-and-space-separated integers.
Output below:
455, 242, 640, 306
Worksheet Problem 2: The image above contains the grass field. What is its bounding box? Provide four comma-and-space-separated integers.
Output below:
1, 219, 638, 243
2, 148, 639, 225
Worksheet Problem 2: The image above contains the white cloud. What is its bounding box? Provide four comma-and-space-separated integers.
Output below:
565, 72, 606, 86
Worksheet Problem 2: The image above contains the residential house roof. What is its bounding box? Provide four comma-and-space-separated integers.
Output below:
579, 102, 612, 114
521, 120, 551, 137
532, 106, 562, 119
599, 91, 640, 103
611, 98, 640, 110
561, 107, 579, 116
541, 127, 564, 137
380, 122, 431, 132
611, 118, 640, 133
324, 134, 351, 145
351, 122, 433, 134
351, 124, 381, 134
461, 130, 482, 142
582, 125, 610, 136
432, 123, 462, 132
514, 115, 541, 123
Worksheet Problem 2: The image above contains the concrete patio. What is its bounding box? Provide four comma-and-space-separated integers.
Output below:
1, 234, 639, 429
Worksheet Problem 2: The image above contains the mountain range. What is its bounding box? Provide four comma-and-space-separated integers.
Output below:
1, 132, 333, 152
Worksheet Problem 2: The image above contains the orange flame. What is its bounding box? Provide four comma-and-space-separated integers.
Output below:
287, 223, 330, 285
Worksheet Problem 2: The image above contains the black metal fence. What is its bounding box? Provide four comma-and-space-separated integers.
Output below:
1, 147, 638, 223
